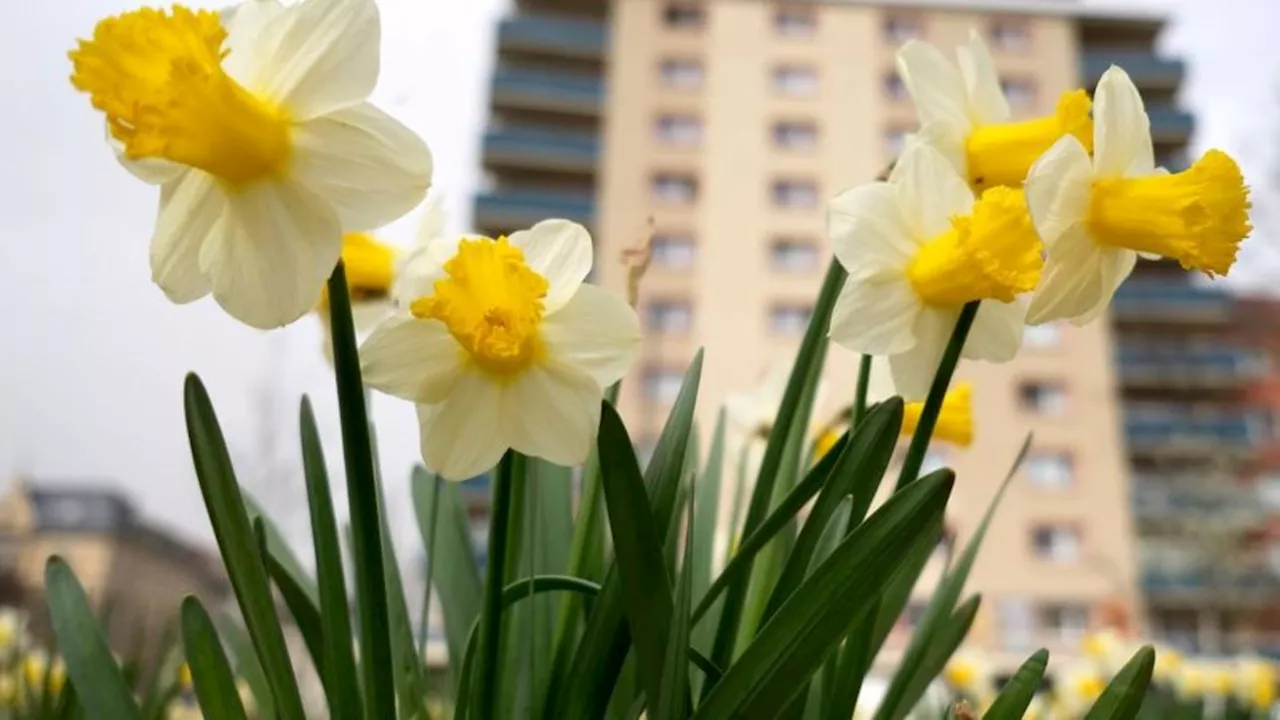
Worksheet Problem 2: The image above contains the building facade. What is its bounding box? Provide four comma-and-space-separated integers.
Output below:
472, 0, 1218, 669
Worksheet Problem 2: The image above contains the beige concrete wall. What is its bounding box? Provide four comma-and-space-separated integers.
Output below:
598, 0, 1138, 667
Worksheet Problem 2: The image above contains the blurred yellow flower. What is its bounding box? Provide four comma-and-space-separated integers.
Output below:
361, 221, 642, 480
0, 673, 16, 708
1234, 657, 1277, 709
1175, 661, 1208, 700
943, 652, 989, 695
902, 383, 972, 447
895, 30, 1092, 190
178, 661, 193, 692
1152, 644, 1183, 684
0, 608, 26, 653
1026, 66, 1250, 326
68, 0, 432, 329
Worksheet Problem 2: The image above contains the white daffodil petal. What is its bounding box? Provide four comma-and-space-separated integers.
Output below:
200, 181, 342, 329
508, 220, 593, 311
889, 308, 959, 401
541, 285, 642, 387
221, 0, 286, 81
502, 362, 601, 467
829, 272, 921, 356
416, 193, 447, 245
956, 31, 1009, 125
909, 120, 969, 182
828, 183, 917, 274
420, 373, 506, 481
291, 102, 432, 232
1093, 67, 1154, 178
359, 315, 463, 404
110, 130, 184, 184
151, 171, 221, 303
1026, 225, 1118, 325
890, 144, 974, 239
393, 236, 460, 307
896, 40, 970, 128
963, 299, 1027, 362
1071, 248, 1137, 327
249, 0, 379, 120
1025, 136, 1094, 246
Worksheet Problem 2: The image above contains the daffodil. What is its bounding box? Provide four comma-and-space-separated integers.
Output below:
895, 31, 1093, 190
1057, 663, 1106, 715
1234, 657, 1277, 709
0, 673, 14, 708
943, 651, 991, 697
177, 661, 193, 692
827, 144, 1042, 400
69, 0, 433, 329
1025, 66, 1251, 326
1175, 661, 1209, 701
0, 608, 27, 656
360, 220, 642, 480
21, 652, 65, 697
1152, 644, 1183, 685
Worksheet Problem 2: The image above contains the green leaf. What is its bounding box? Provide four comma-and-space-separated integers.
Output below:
412, 468, 481, 674
896, 594, 983, 715
656, 493, 697, 720
259, 528, 325, 690
472, 451, 523, 720
325, 262, 396, 720
1083, 646, 1156, 720
219, 618, 275, 720
554, 353, 703, 720
299, 397, 362, 719
598, 402, 675, 709
693, 471, 953, 719
709, 261, 844, 671
874, 435, 1032, 720
183, 374, 305, 720
44, 557, 141, 720
374, 475, 432, 720
983, 649, 1050, 719
243, 495, 318, 606
181, 597, 249, 720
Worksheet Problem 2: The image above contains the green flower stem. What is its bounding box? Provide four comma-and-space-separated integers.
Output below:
853, 354, 873, 428
325, 261, 395, 719
417, 473, 442, 660
474, 451, 521, 718
893, 300, 980, 492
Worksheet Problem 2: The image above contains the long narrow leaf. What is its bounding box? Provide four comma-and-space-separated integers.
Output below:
219, 618, 276, 720
411, 468, 481, 673
244, 495, 318, 606
184, 375, 305, 720
375, 477, 432, 720
1083, 646, 1156, 720
181, 597, 249, 720
894, 594, 983, 717
983, 649, 1049, 719
473, 452, 522, 719
656, 493, 697, 720
45, 558, 141, 720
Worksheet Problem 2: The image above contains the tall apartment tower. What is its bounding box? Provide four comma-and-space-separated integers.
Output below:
474, 0, 1194, 669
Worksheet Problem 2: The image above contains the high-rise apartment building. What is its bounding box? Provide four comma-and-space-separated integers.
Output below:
474, 0, 1207, 671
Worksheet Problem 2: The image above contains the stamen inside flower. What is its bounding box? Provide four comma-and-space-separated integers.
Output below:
1088, 150, 1251, 276
69, 6, 292, 185
906, 187, 1043, 307
902, 383, 973, 447
410, 237, 549, 377
965, 89, 1094, 190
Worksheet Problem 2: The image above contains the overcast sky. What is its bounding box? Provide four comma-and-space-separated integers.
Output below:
2, 0, 1279, 564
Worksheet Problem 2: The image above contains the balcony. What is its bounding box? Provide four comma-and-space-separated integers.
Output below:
1148, 106, 1195, 143
498, 15, 607, 59
473, 190, 595, 232
1118, 347, 1261, 389
491, 68, 603, 116
1125, 414, 1257, 453
1131, 483, 1266, 525
482, 126, 599, 174
1112, 280, 1231, 323
1080, 51, 1185, 89
1142, 568, 1280, 603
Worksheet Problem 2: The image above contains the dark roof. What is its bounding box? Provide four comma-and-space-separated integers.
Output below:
29, 486, 137, 532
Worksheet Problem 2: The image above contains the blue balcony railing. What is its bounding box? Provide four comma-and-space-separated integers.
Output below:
1080, 51, 1185, 88
1112, 280, 1231, 322
1124, 415, 1255, 448
1148, 106, 1195, 141
1131, 484, 1264, 519
498, 15, 608, 58
474, 190, 596, 231
1117, 346, 1260, 386
1143, 568, 1280, 597
483, 126, 600, 172
491, 68, 604, 115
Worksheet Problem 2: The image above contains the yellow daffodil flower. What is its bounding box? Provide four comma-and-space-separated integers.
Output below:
895, 31, 1093, 190
1026, 66, 1251, 326
69, 0, 432, 329
943, 651, 990, 695
1152, 644, 1183, 685
828, 144, 1042, 399
178, 661, 193, 692
1058, 663, 1106, 715
0, 673, 15, 708
1175, 661, 1208, 700
360, 220, 641, 480
317, 232, 401, 333
1234, 657, 1277, 709
0, 608, 26, 655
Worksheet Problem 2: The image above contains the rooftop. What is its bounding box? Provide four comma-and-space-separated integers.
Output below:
831, 0, 1167, 22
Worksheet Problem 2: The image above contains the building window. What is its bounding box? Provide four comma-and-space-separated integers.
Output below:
1039, 603, 1089, 644
769, 303, 813, 335
646, 299, 693, 334
643, 366, 685, 403
989, 19, 1031, 53
998, 597, 1035, 652
1026, 451, 1074, 489
655, 113, 702, 146
772, 179, 818, 208
1001, 77, 1037, 111
774, 6, 816, 37
883, 13, 923, 43
884, 127, 909, 157
652, 173, 698, 204
651, 233, 696, 270
773, 65, 819, 96
769, 238, 821, 272
660, 58, 704, 90
772, 120, 819, 150
1022, 322, 1061, 349
1018, 381, 1067, 416
663, 3, 704, 30
884, 72, 909, 100
1031, 524, 1081, 563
